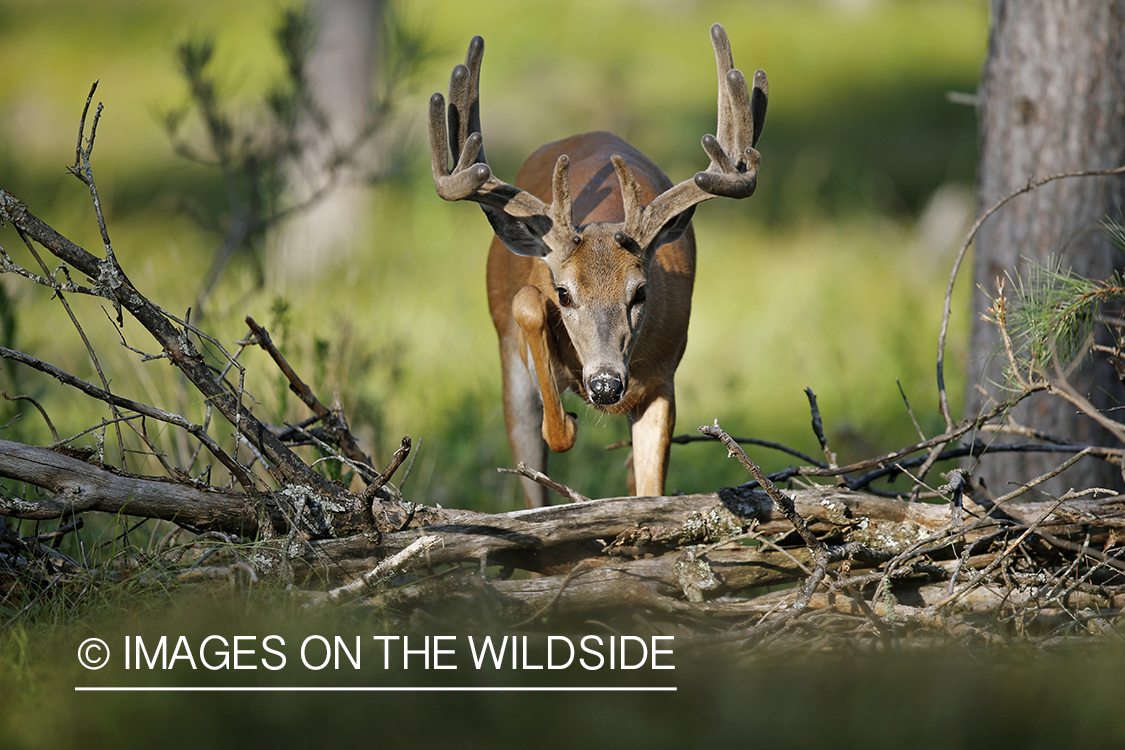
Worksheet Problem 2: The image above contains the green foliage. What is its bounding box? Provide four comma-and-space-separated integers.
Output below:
992, 224, 1125, 389
1007, 260, 1119, 375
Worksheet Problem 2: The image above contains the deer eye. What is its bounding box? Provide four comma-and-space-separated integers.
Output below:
631, 285, 647, 306
556, 287, 573, 307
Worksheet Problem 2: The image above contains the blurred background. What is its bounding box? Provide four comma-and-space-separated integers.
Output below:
0, 0, 988, 510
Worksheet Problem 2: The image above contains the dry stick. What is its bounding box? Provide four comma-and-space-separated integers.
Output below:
3, 86, 326, 493
191, 339, 247, 478
1032, 527, 1125, 574
0, 247, 93, 293
498, 462, 592, 503
896, 378, 927, 443
282, 421, 374, 486
359, 436, 413, 505
661, 434, 825, 467
1047, 373, 1125, 448
244, 316, 377, 482
891, 364, 941, 501
397, 436, 422, 491
846, 440, 1119, 492
798, 389, 1047, 481
509, 559, 606, 628
2, 393, 58, 442
843, 583, 894, 649
908, 444, 950, 503
318, 534, 441, 605
713, 527, 814, 578
926, 497, 1068, 615
0, 345, 257, 491
699, 420, 830, 618
14, 226, 132, 471
48, 416, 143, 454
869, 509, 1007, 609
805, 388, 837, 470
0, 190, 333, 496
33, 518, 84, 545
989, 446, 1093, 505
927, 450, 1094, 614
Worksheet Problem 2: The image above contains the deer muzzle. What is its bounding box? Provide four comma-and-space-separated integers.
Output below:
587, 372, 626, 406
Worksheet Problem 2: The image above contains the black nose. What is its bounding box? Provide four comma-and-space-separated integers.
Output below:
588, 374, 625, 406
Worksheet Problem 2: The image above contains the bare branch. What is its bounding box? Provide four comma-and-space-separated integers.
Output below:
244, 315, 377, 481
0, 345, 258, 491
498, 462, 592, 503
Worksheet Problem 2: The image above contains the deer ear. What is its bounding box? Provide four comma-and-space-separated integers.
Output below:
482, 206, 552, 258
647, 205, 695, 252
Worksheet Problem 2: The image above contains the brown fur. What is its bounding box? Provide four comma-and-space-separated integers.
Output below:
487, 133, 695, 506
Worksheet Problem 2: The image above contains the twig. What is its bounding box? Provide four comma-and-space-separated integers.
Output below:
660, 434, 825, 467
2, 392, 58, 442
0, 188, 338, 496
15, 226, 129, 469
990, 446, 1093, 505
510, 559, 603, 627
244, 316, 378, 481
805, 388, 837, 470
1031, 528, 1125, 574
359, 435, 412, 504
896, 378, 927, 443
844, 439, 1117, 492
398, 436, 421, 490
926, 497, 1068, 615
497, 463, 592, 503
699, 420, 829, 615
0, 345, 258, 492
315, 534, 441, 605
797, 389, 1048, 481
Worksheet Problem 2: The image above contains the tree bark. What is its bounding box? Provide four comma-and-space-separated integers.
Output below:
969, 0, 1125, 494
273, 0, 384, 282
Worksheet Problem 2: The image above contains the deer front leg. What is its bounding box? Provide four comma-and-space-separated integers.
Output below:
512, 285, 578, 453
628, 386, 674, 497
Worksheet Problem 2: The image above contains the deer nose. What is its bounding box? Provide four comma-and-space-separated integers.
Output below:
588, 373, 625, 406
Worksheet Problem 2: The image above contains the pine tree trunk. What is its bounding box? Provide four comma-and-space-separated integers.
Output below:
274, 0, 385, 282
968, 0, 1125, 495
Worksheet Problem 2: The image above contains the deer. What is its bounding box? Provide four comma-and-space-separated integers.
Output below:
429, 23, 768, 508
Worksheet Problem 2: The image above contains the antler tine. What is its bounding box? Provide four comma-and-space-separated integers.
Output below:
447, 35, 486, 165
429, 36, 491, 201
632, 23, 768, 249
710, 23, 736, 153
549, 155, 577, 239
750, 68, 769, 149
429, 93, 490, 201
611, 155, 645, 245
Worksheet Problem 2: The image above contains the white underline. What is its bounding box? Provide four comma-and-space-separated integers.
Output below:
75, 686, 676, 692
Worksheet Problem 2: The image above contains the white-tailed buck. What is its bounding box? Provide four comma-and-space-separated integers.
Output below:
430, 24, 767, 507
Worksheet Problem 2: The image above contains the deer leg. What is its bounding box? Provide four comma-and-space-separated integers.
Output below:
498, 332, 551, 508
628, 386, 674, 497
512, 285, 578, 454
